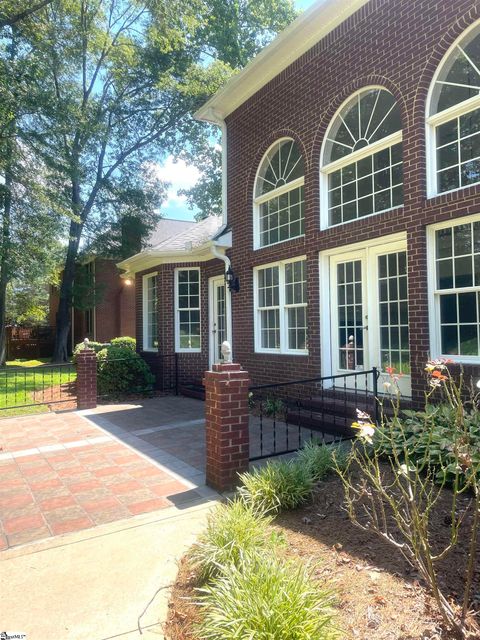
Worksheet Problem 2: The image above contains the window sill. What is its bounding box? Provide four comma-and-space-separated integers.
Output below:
254, 349, 309, 356
176, 348, 202, 354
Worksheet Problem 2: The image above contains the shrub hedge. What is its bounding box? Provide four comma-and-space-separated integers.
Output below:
96, 344, 154, 397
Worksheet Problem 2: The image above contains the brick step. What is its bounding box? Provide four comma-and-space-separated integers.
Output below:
179, 383, 205, 401
286, 410, 353, 438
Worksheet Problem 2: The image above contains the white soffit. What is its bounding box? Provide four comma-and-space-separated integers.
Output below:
195, 0, 370, 123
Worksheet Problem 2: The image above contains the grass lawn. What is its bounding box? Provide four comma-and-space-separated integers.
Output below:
0, 359, 77, 417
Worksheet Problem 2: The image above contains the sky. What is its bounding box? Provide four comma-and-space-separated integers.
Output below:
160, 0, 317, 221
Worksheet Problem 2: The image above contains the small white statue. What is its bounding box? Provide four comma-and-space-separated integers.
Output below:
221, 341, 232, 363
83, 337, 90, 350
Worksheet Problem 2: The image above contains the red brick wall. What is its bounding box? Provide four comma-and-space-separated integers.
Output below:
135, 259, 224, 385
50, 259, 136, 349
222, 0, 480, 402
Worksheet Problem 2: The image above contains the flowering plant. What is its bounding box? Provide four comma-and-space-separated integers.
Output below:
336, 361, 480, 639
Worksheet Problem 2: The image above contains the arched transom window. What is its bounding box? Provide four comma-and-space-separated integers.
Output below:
254, 138, 305, 248
321, 88, 403, 228
428, 23, 480, 195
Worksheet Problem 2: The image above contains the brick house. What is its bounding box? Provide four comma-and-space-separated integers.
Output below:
50, 219, 192, 352
120, 0, 480, 406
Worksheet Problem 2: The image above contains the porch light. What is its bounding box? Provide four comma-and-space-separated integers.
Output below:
225, 266, 240, 293
124, 278, 133, 286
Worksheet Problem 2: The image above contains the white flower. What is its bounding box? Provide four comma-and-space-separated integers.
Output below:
356, 409, 372, 421
383, 381, 392, 390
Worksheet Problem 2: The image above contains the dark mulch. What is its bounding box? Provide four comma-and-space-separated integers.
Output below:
165, 470, 480, 640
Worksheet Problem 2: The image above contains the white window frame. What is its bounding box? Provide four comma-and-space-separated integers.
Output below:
427, 212, 480, 363
320, 86, 403, 230
175, 267, 201, 353
426, 20, 480, 198
253, 256, 308, 355
253, 137, 305, 250
142, 272, 158, 352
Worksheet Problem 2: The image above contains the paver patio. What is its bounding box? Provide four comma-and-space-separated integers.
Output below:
0, 394, 313, 551
0, 397, 214, 551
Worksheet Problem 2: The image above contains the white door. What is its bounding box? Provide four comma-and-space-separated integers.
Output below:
209, 277, 227, 367
329, 241, 411, 396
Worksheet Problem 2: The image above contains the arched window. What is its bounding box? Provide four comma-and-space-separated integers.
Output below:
254, 138, 304, 248
427, 23, 480, 195
321, 88, 403, 228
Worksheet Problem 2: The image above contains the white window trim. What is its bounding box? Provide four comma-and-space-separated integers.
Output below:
427, 212, 480, 364
319, 86, 403, 230
175, 267, 201, 353
142, 272, 158, 352
253, 256, 308, 355
426, 19, 480, 199
253, 137, 305, 250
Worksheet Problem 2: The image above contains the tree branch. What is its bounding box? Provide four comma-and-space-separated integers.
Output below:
0, 0, 53, 29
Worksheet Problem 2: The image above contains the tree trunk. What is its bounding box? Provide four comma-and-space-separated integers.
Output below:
0, 32, 16, 367
0, 166, 12, 366
52, 218, 82, 362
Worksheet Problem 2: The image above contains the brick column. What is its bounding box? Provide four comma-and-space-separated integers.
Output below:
203, 363, 251, 492
76, 348, 97, 410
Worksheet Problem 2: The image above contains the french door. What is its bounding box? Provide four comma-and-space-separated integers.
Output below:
209, 276, 227, 367
329, 240, 411, 396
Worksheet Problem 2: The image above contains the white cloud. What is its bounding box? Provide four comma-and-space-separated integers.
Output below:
150, 156, 201, 205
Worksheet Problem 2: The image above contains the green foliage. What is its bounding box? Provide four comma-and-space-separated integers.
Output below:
190, 500, 275, 581
338, 362, 480, 638
238, 460, 314, 514
197, 553, 338, 640
72, 341, 108, 363
97, 345, 154, 397
110, 336, 136, 351
297, 441, 349, 482
262, 396, 285, 417
375, 404, 480, 485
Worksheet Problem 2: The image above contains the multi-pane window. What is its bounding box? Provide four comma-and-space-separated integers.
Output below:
255, 259, 307, 353
143, 273, 158, 351
433, 220, 480, 357
378, 251, 410, 374
176, 268, 201, 351
322, 88, 403, 227
336, 260, 364, 370
254, 139, 305, 248
435, 110, 480, 192
429, 24, 480, 195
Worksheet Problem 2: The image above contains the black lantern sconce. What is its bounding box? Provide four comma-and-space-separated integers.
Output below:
225, 265, 240, 293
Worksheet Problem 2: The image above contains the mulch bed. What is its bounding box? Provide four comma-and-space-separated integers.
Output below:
165, 470, 479, 640
32, 381, 77, 411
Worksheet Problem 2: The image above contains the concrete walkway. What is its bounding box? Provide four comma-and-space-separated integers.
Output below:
0, 499, 217, 639
0, 397, 221, 638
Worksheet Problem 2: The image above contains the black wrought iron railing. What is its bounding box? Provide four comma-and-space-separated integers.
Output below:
158, 352, 179, 395
0, 362, 77, 414
248, 368, 379, 460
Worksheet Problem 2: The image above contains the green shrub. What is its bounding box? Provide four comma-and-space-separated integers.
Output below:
110, 336, 136, 351
190, 500, 275, 581
97, 345, 154, 397
72, 340, 108, 362
297, 441, 349, 482
197, 553, 338, 640
375, 404, 480, 485
238, 460, 314, 514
